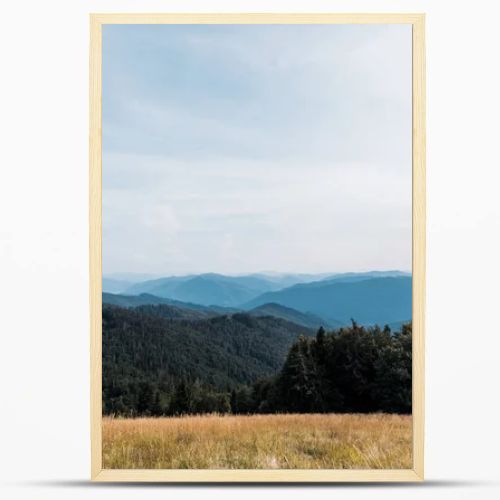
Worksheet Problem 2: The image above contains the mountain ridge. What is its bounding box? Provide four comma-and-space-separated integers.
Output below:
243, 276, 412, 326
103, 292, 337, 329
103, 271, 412, 327
247, 303, 341, 329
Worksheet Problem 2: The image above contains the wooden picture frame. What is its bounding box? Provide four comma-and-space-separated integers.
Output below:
90, 13, 425, 482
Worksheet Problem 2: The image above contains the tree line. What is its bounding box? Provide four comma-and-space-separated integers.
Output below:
104, 320, 411, 416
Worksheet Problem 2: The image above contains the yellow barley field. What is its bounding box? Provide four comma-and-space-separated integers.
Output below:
102, 413, 412, 469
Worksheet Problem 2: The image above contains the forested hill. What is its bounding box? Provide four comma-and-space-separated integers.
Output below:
103, 304, 311, 414
102, 292, 236, 315
103, 302, 412, 416
103, 292, 179, 308
102, 292, 335, 328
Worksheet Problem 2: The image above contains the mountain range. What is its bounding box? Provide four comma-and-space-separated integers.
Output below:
103, 270, 411, 328
102, 292, 333, 328
121, 272, 338, 307
243, 276, 411, 326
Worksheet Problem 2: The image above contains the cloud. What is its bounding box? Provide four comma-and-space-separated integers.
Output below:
102, 24, 412, 274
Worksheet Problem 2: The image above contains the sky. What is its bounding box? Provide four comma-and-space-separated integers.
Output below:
102, 24, 412, 276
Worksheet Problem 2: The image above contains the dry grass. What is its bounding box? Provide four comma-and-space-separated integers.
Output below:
102, 413, 412, 469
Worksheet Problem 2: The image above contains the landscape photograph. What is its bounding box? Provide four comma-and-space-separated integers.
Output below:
101, 22, 413, 470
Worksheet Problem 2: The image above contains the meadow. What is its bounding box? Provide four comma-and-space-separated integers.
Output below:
102, 413, 412, 469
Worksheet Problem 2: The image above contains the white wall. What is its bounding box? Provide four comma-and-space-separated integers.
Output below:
1, 1, 499, 499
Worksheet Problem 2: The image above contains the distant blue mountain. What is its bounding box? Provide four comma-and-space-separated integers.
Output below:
117, 271, 411, 325
102, 277, 133, 294
317, 270, 410, 285
247, 272, 333, 288
242, 276, 412, 326
124, 273, 287, 307
248, 303, 341, 329
103, 273, 160, 294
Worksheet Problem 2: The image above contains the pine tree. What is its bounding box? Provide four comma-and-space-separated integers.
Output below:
278, 336, 319, 412
170, 380, 190, 415
137, 382, 155, 415
151, 391, 163, 416
316, 326, 326, 344
230, 389, 238, 414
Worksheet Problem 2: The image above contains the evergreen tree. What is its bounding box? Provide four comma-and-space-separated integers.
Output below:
151, 391, 163, 416
316, 326, 326, 344
170, 381, 190, 415
137, 382, 155, 415
277, 336, 320, 412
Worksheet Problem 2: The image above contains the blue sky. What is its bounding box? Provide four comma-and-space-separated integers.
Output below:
102, 24, 412, 276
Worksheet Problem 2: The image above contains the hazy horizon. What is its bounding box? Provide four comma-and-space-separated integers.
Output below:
104, 268, 412, 281
103, 24, 412, 276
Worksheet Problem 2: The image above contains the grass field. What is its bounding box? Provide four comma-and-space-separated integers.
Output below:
102, 413, 412, 469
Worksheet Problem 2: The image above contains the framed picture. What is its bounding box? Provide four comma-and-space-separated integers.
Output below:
90, 13, 425, 482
